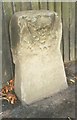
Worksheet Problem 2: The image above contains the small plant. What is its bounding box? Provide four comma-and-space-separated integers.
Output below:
0, 79, 17, 104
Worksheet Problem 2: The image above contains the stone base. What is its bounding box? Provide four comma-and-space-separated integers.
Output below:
15, 50, 68, 104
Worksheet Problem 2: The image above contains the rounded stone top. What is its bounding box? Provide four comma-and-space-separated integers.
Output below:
10, 10, 62, 54
14, 10, 57, 18
11, 10, 60, 32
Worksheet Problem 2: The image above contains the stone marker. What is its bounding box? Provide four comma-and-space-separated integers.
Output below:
10, 10, 68, 104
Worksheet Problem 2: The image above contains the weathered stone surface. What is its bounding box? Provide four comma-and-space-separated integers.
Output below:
10, 10, 68, 104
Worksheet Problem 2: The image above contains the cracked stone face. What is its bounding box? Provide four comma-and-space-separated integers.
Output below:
10, 10, 68, 104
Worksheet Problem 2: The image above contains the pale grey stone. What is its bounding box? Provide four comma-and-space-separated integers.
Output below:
10, 10, 68, 104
